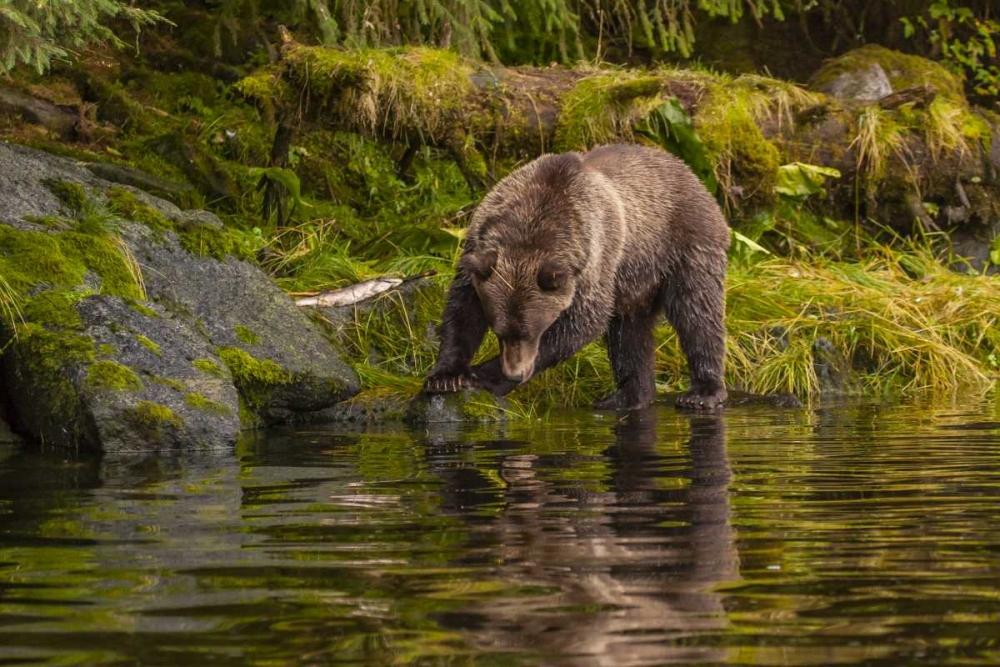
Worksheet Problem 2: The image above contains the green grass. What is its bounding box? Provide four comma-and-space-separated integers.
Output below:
325, 238, 999, 411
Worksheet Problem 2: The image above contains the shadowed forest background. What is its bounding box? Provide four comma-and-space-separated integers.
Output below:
0, 0, 998, 436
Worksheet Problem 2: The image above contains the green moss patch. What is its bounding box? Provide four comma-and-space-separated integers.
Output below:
127, 401, 183, 437
234, 325, 260, 345
216, 346, 292, 420
0, 225, 144, 309
247, 46, 472, 143
555, 72, 664, 151
136, 334, 161, 356
86, 360, 143, 391
125, 299, 159, 318
193, 358, 226, 377
185, 392, 232, 416
151, 376, 186, 392
176, 223, 255, 261
105, 187, 171, 232
46, 180, 89, 214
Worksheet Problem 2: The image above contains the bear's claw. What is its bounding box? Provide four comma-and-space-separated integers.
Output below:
423, 373, 471, 393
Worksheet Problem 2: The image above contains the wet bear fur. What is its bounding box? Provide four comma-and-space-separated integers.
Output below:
424, 143, 730, 409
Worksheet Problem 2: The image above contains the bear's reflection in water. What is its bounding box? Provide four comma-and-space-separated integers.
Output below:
426, 411, 738, 666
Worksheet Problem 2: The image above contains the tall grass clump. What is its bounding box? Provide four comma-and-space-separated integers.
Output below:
712, 243, 1000, 397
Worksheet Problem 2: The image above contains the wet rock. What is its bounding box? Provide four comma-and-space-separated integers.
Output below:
126, 228, 360, 426
725, 391, 804, 409
3, 297, 240, 452
813, 337, 860, 396
0, 141, 360, 450
949, 222, 1000, 275
816, 62, 892, 102
323, 391, 411, 424
0, 417, 22, 445
405, 389, 509, 424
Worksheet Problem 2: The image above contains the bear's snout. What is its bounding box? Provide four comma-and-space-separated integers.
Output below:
501, 339, 538, 382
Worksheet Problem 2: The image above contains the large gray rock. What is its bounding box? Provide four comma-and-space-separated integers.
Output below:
0, 141, 360, 451
3, 297, 240, 452
126, 226, 360, 425
816, 62, 892, 101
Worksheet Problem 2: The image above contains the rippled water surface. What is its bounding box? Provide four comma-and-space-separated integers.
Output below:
2, 399, 999, 666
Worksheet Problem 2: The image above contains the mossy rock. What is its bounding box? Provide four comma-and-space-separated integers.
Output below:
810, 45, 967, 105
124, 225, 360, 427
2, 296, 241, 452
404, 389, 509, 425
0, 142, 359, 441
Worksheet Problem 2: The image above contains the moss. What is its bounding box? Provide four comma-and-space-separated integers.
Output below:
193, 358, 226, 378
280, 46, 473, 142
97, 343, 116, 357
811, 45, 966, 105
20, 289, 89, 329
127, 401, 183, 437
216, 346, 292, 417
125, 299, 159, 318
176, 223, 254, 261
6, 325, 96, 438
105, 187, 171, 232
59, 232, 145, 300
0, 224, 144, 304
15, 324, 95, 373
136, 334, 161, 356
554, 72, 664, 151
235, 66, 291, 108
46, 180, 89, 214
696, 83, 782, 212
185, 392, 232, 416
234, 325, 260, 345
86, 360, 143, 391
0, 225, 86, 292
152, 376, 186, 392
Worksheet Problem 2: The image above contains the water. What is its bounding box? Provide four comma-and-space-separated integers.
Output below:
1, 398, 999, 666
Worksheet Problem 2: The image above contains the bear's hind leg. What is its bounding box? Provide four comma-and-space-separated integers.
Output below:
663, 253, 728, 410
593, 307, 658, 410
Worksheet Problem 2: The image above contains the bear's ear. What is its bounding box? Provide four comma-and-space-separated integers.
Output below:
537, 261, 570, 292
460, 249, 497, 281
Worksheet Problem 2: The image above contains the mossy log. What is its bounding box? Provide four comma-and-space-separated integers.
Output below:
240, 43, 999, 233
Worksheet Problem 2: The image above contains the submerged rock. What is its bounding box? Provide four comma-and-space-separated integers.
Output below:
405, 389, 509, 424
0, 141, 359, 451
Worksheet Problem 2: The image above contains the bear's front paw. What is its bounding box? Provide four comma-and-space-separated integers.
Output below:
677, 385, 727, 410
423, 372, 472, 393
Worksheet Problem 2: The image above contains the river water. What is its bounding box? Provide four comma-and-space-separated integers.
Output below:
1, 398, 998, 666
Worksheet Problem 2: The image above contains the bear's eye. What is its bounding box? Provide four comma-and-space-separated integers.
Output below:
537, 267, 566, 292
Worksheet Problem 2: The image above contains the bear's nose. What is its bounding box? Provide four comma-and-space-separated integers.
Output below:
501, 340, 536, 382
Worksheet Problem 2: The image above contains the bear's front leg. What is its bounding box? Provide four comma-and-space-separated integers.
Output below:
423, 275, 488, 393
663, 252, 728, 410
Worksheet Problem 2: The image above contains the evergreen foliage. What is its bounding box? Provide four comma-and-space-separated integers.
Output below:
0, 0, 167, 74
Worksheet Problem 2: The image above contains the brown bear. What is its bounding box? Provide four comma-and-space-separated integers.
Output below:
423, 143, 730, 409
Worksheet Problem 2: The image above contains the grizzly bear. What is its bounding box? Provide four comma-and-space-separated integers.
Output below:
423, 143, 730, 409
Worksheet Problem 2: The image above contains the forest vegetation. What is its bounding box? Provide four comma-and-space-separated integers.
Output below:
0, 0, 998, 422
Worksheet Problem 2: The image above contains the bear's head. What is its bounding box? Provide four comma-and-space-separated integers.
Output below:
461, 247, 578, 382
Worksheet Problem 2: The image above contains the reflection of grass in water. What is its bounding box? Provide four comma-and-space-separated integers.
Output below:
305, 232, 998, 411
